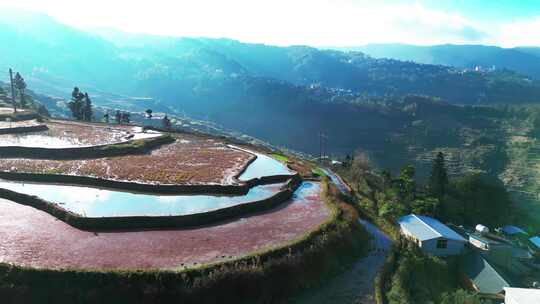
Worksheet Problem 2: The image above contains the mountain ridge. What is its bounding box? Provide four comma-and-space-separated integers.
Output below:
335, 43, 540, 79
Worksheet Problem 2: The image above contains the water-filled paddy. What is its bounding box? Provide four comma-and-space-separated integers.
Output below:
0, 180, 286, 217
0, 121, 161, 148
0, 182, 327, 270
232, 146, 294, 181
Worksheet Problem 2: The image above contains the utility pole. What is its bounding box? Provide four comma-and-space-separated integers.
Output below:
318, 132, 328, 162
319, 132, 322, 160
8, 68, 17, 113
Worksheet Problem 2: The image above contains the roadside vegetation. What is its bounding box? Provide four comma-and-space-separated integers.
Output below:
270, 153, 289, 163
334, 149, 515, 304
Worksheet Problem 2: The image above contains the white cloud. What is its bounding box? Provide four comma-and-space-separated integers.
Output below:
496, 17, 540, 47
0, 0, 525, 47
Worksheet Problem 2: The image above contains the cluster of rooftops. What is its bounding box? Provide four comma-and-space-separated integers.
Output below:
397, 214, 540, 302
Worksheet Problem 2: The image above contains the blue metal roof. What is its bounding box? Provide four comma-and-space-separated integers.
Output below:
530, 236, 540, 249
398, 214, 467, 242
501, 225, 527, 235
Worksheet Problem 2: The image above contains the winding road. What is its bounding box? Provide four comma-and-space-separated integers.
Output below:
292, 168, 392, 304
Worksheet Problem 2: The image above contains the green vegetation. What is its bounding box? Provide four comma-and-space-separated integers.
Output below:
441, 173, 514, 227
270, 153, 289, 163
386, 244, 459, 304
312, 167, 326, 177
428, 152, 449, 199
337, 151, 513, 303
0, 179, 368, 304
68, 87, 93, 121
13, 71, 27, 108
440, 289, 483, 304
345, 150, 514, 229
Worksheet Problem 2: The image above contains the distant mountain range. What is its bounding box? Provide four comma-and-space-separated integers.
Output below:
2, 10, 540, 107
2, 10, 540, 165
335, 43, 540, 79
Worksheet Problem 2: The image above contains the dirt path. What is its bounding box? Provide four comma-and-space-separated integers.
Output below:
0, 182, 329, 271
290, 219, 391, 304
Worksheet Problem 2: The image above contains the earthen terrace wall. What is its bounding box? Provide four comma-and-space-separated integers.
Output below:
0, 180, 366, 304
0, 175, 302, 230
0, 124, 48, 135
0, 134, 175, 159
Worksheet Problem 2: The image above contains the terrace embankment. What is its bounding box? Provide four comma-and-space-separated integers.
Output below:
0, 181, 322, 270
0, 119, 48, 134
0, 108, 39, 121
0, 130, 303, 195
0, 177, 301, 230
0, 119, 172, 159
0, 180, 366, 304
0, 134, 258, 191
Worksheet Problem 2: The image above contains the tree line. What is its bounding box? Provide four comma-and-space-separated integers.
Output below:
345, 151, 513, 228
4, 69, 28, 112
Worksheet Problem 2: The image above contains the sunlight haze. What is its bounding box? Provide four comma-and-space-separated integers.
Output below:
1, 0, 540, 47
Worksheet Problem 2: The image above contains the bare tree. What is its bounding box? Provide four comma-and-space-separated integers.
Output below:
350, 150, 371, 191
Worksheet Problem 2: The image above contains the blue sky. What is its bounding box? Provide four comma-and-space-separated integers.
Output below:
0, 0, 539, 47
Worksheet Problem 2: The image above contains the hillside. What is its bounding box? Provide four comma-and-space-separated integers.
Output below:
342, 43, 540, 79
2, 11, 540, 109
3, 11, 540, 182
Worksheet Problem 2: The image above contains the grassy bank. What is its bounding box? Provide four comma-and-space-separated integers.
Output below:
0, 179, 367, 304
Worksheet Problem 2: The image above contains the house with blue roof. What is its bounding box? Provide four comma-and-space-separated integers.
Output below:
529, 236, 540, 253
500, 225, 527, 236
398, 214, 467, 256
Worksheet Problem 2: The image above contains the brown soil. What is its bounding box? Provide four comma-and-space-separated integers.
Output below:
0, 133, 253, 185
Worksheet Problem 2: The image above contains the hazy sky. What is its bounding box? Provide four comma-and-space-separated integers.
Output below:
1, 0, 540, 47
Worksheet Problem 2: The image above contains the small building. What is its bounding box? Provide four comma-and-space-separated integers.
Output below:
529, 236, 540, 252
504, 287, 540, 304
501, 225, 528, 237
398, 214, 467, 256
462, 252, 510, 296
476, 224, 490, 235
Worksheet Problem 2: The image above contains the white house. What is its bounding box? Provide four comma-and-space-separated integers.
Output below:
504, 287, 540, 304
398, 214, 467, 256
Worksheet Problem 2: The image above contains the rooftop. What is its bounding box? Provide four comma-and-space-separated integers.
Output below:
501, 225, 528, 236
462, 252, 510, 295
398, 214, 467, 242
529, 236, 540, 249
504, 287, 540, 303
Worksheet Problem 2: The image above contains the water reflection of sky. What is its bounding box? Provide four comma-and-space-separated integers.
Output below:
231, 146, 294, 181
0, 128, 161, 148
0, 134, 85, 148
291, 182, 319, 204
0, 180, 286, 217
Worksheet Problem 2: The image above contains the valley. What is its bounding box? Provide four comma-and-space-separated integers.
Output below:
3, 5, 540, 303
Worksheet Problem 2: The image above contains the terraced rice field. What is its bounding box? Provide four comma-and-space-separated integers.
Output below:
0, 134, 254, 185
0, 180, 286, 217
0, 120, 160, 148
0, 182, 329, 270
0, 116, 334, 277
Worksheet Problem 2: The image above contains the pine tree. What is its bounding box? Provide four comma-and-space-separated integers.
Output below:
82, 92, 92, 121
399, 165, 416, 202
68, 87, 85, 120
13, 72, 27, 108
428, 152, 449, 198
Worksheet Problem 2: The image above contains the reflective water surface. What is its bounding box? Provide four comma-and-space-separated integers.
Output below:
0, 179, 286, 217
232, 146, 294, 181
